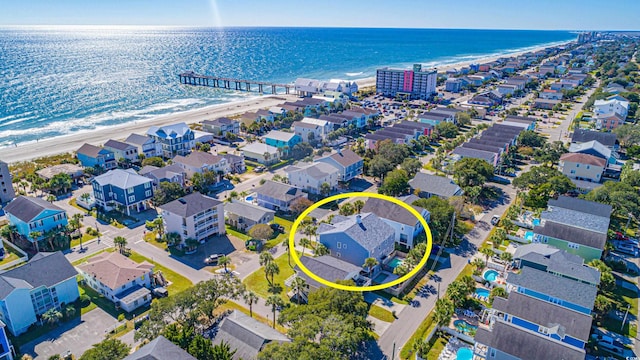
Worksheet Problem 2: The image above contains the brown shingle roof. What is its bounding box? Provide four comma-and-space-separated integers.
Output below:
560, 153, 606, 167
78, 252, 153, 290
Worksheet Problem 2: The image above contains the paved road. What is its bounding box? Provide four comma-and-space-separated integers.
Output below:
377, 183, 516, 358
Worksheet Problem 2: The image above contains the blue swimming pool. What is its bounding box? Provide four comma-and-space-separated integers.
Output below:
532, 218, 541, 226
454, 320, 478, 334
456, 347, 473, 360
525, 231, 534, 241
374, 273, 389, 283
245, 195, 255, 202
475, 288, 490, 298
483, 269, 499, 282
388, 257, 403, 269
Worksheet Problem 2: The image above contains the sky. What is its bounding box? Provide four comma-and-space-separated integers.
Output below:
0, 0, 638, 30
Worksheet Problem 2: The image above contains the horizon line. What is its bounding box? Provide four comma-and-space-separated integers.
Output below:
0, 24, 638, 32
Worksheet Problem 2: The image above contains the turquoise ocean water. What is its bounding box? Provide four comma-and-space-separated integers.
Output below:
0, 27, 576, 147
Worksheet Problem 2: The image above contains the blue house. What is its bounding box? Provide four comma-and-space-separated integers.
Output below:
76, 143, 116, 170
4, 196, 68, 243
92, 169, 154, 216
264, 130, 302, 150
318, 213, 395, 269
146, 122, 195, 159
0, 252, 79, 336
315, 149, 364, 182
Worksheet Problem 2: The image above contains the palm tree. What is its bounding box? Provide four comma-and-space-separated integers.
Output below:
29, 231, 42, 252
314, 243, 329, 257
211, 340, 237, 360
283, 241, 291, 267
363, 257, 379, 277
80, 193, 91, 203
218, 255, 231, 272
489, 287, 508, 304
479, 247, 494, 264
471, 258, 485, 270
243, 291, 259, 318
185, 237, 199, 252
434, 298, 454, 327
164, 232, 182, 247
353, 200, 365, 214
114, 236, 127, 254
299, 238, 311, 256
499, 252, 513, 264
265, 295, 284, 328
302, 225, 317, 242
65, 305, 76, 319
42, 308, 63, 327
291, 276, 309, 304
259, 251, 274, 267
46, 194, 56, 203
264, 262, 280, 286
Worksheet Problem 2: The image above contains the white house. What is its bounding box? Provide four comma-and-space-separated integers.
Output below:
301, 117, 332, 137
361, 195, 430, 249
594, 97, 629, 120
159, 193, 226, 244
173, 151, 229, 180
241, 143, 280, 165
285, 162, 340, 194
103, 139, 139, 164
124, 134, 162, 158
293, 121, 324, 142
77, 252, 154, 312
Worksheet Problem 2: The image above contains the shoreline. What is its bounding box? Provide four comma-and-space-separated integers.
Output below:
0, 40, 572, 164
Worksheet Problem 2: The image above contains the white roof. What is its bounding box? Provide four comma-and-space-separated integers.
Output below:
301, 117, 330, 127
242, 142, 279, 155
594, 98, 629, 109
264, 130, 298, 142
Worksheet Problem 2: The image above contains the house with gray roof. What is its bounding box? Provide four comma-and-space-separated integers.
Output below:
513, 243, 600, 285
124, 335, 196, 360
408, 172, 463, 199
173, 151, 229, 180
213, 310, 290, 360
0, 252, 79, 335
225, 201, 274, 232
452, 147, 498, 167
294, 255, 366, 290
4, 196, 68, 243
104, 139, 139, 164
540, 205, 610, 235
139, 164, 186, 188
202, 117, 240, 137
547, 195, 612, 218
285, 162, 340, 194
361, 195, 430, 249
571, 129, 617, 149
318, 213, 395, 270
222, 153, 246, 173
315, 149, 363, 182
159, 193, 225, 244
76, 143, 116, 170
124, 133, 161, 158
147, 122, 195, 159
241, 142, 280, 165
533, 220, 607, 263
568, 140, 616, 164
506, 266, 597, 314
255, 181, 306, 212
92, 169, 154, 215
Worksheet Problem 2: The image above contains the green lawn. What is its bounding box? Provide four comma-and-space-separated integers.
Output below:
400, 311, 436, 359
426, 335, 449, 360
368, 305, 395, 322
372, 290, 409, 305
265, 217, 293, 249
0, 241, 24, 267
600, 283, 639, 338
242, 252, 297, 301
70, 232, 97, 248
128, 251, 193, 294
226, 226, 251, 241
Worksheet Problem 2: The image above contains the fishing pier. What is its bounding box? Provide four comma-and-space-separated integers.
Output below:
179, 71, 293, 94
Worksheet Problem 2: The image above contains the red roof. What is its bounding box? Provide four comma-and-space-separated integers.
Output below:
560, 153, 606, 167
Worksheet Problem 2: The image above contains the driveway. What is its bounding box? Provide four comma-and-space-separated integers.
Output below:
22, 308, 130, 359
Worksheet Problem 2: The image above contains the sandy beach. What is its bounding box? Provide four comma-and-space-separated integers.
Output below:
0, 41, 570, 164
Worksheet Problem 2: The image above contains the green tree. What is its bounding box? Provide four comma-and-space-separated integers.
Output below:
259, 251, 274, 267
152, 181, 186, 206
412, 197, 455, 244
400, 158, 422, 178
113, 236, 127, 254
480, 247, 494, 264
265, 295, 285, 328
518, 130, 546, 148
249, 224, 274, 242
339, 202, 355, 216
613, 124, 640, 147
243, 291, 259, 318
379, 169, 409, 196
146, 217, 165, 239
42, 308, 63, 326
299, 237, 311, 257
434, 298, 454, 327
164, 232, 182, 247
291, 276, 309, 304
532, 141, 567, 166
363, 257, 378, 277
452, 158, 493, 190
435, 122, 459, 138
367, 155, 393, 180
314, 243, 329, 256
264, 261, 280, 286
489, 287, 508, 304
211, 340, 237, 360
319, 182, 332, 198
79, 339, 130, 360
455, 112, 472, 126
584, 180, 640, 217
593, 295, 613, 322
353, 200, 365, 214
48, 173, 72, 195
142, 157, 164, 167
218, 255, 231, 272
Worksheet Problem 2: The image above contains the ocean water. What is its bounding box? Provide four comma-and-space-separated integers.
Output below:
0, 27, 576, 147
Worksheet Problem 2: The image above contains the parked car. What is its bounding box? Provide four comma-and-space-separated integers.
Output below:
270, 223, 284, 232
490, 215, 500, 226
152, 287, 168, 298
204, 254, 224, 264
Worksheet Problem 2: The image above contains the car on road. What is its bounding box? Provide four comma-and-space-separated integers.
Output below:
490, 215, 500, 226
254, 166, 266, 173
204, 254, 224, 264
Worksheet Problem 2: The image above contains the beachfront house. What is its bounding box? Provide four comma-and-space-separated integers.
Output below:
159, 193, 225, 245
241, 143, 280, 165
201, 117, 240, 138
254, 180, 306, 212
146, 123, 195, 159
0, 252, 79, 336
285, 162, 339, 195
124, 134, 162, 159
92, 169, 154, 216
224, 201, 275, 232
318, 213, 395, 271
172, 151, 229, 181
77, 252, 154, 313
4, 196, 68, 243
315, 149, 363, 182
76, 143, 117, 170
264, 131, 302, 151
0, 161, 15, 204
103, 139, 139, 165
361, 195, 430, 249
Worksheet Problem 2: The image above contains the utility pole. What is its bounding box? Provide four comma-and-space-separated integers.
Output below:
391, 342, 396, 360
621, 304, 631, 331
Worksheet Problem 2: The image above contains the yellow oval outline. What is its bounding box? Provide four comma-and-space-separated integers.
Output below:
289, 192, 433, 291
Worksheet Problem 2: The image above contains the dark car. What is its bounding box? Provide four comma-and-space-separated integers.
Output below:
152, 287, 168, 298
490, 215, 500, 226
270, 223, 284, 232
